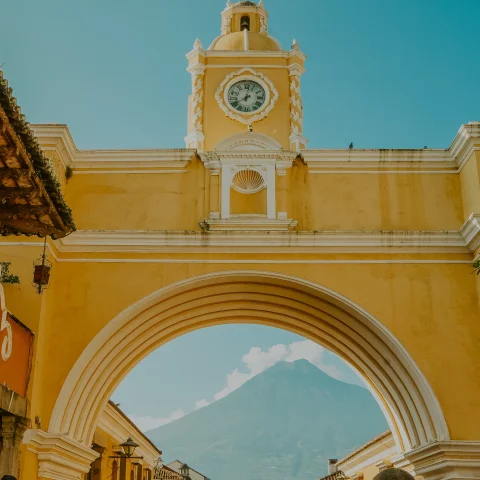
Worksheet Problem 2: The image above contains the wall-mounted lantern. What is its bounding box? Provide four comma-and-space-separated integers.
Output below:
109, 437, 143, 460
33, 238, 51, 294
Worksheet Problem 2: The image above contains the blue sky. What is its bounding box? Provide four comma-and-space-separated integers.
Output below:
1, 0, 479, 150
2, 0, 479, 429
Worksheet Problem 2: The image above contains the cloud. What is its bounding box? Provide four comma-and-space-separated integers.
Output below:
195, 399, 210, 410
128, 409, 185, 432
211, 340, 344, 401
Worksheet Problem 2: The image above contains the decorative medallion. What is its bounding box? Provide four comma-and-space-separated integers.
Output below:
215, 68, 278, 125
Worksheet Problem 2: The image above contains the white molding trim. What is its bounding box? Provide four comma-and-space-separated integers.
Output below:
200, 216, 298, 232
302, 149, 455, 173
449, 122, 480, 171
31, 125, 195, 173
405, 440, 480, 480
203, 50, 307, 61
460, 213, 480, 253
215, 68, 278, 125
50, 228, 473, 254
98, 403, 159, 467
23, 429, 99, 480
31, 122, 480, 174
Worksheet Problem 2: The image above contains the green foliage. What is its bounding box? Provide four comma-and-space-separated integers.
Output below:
474, 259, 480, 275
0, 262, 20, 284
65, 165, 73, 181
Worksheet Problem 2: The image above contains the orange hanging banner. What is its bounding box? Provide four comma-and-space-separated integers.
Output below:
0, 285, 34, 398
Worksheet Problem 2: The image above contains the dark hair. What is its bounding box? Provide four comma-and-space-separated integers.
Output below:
373, 469, 415, 480
2, 476, 18, 480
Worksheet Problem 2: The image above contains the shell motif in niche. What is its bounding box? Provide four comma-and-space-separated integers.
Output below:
232, 169, 265, 194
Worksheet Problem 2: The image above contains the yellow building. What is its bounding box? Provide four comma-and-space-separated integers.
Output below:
333, 432, 401, 480
84, 401, 161, 480
0, 0, 479, 479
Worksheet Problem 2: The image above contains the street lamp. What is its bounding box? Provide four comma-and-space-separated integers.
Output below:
109, 437, 143, 460
121, 438, 139, 457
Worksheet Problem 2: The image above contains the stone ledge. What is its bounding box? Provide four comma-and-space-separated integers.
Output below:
200, 216, 298, 232
404, 440, 480, 480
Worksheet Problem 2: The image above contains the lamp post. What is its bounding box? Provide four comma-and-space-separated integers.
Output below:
109, 437, 144, 460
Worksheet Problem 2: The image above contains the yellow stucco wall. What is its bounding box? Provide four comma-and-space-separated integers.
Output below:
53, 165, 464, 232
2, 256, 474, 444
288, 169, 463, 231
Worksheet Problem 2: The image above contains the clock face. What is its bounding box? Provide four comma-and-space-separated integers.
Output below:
227, 80, 266, 113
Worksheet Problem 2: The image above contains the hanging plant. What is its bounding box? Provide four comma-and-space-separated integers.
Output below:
474, 258, 480, 276
0, 262, 20, 284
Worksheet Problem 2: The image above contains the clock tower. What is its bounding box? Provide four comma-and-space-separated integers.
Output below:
185, 0, 307, 227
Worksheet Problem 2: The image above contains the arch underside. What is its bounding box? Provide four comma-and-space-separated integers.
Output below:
49, 271, 449, 453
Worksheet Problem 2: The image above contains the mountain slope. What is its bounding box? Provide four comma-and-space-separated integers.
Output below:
147, 360, 388, 480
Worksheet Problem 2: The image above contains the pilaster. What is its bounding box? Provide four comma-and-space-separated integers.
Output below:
23, 429, 99, 480
185, 40, 206, 151
288, 42, 308, 152
0, 415, 30, 478
209, 170, 220, 219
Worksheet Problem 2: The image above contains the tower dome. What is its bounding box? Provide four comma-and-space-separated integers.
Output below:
208, 0, 282, 51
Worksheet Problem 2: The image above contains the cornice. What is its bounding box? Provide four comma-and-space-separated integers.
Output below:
200, 149, 297, 165
448, 121, 480, 171
52, 228, 472, 254
31, 125, 195, 173
31, 124, 77, 170
31, 123, 480, 175
98, 403, 159, 467
302, 122, 480, 173
459, 213, 480, 252
204, 50, 297, 58
302, 148, 455, 173
404, 440, 480, 480
71, 149, 194, 173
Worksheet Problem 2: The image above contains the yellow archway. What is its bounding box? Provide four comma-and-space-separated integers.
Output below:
48, 271, 449, 455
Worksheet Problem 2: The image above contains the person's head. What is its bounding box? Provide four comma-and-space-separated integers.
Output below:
2, 475, 17, 480
373, 468, 415, 480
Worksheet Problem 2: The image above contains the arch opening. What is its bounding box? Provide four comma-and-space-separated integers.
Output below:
48, 271, 449, 455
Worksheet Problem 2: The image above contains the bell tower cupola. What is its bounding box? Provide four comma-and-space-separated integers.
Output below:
212, 0, 279, 51
185, 0, 307, 230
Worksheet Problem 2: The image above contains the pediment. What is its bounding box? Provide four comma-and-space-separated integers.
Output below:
215, 132, 282, 151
